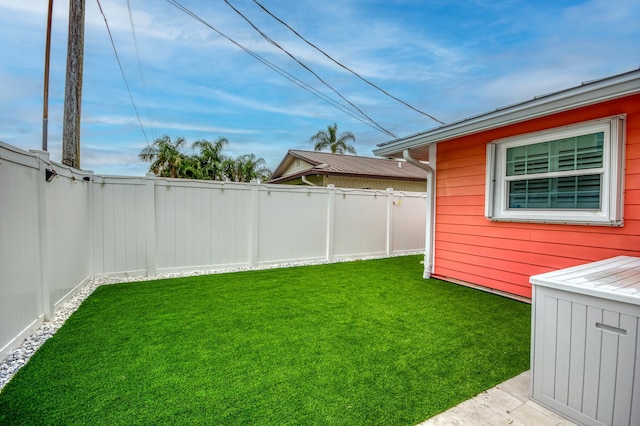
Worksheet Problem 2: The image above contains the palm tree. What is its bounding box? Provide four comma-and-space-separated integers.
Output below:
139, 135, 187, 178
237, 153, 272, 182
221, 157, 239, 182
310, 123, 356, 154
223, 154, 272, 182
139, 135, 271, 182
192, 137, 228, 180
179, 155, 204, 180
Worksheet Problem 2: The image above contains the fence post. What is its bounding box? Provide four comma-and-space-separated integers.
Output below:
386, 188, 394, 256
249, 180, 260, 267
326, 184, 336, 261
145, 173, 156, 277
86, 170, 95, 279
31, 150, 53, 320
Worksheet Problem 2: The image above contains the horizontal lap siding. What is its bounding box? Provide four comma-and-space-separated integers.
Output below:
433, 95, 640, 298
326, 176, 427, 192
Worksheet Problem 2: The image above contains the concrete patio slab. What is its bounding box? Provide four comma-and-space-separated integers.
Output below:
417, 371, 577, 426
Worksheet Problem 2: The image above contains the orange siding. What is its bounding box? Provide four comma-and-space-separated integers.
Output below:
432, 94, 640, 298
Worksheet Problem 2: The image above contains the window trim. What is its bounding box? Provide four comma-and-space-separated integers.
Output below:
485, 115, 625, 226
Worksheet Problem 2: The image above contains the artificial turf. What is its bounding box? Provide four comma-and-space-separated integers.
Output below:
0, 255, 531, 425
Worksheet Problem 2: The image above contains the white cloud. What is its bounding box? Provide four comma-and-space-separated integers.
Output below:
477, 69, 591, 108
156, 120, 259, 135
83, 114, 260, 136
565, 0, 640, 31
0, 0, 49, 15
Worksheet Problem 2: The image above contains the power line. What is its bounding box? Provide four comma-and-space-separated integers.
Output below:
164, 0, 397, 136
223, 0, 397, 138
164, 0, 375, 129
95, 0, 150, 145
126, 0, 157, 140
252, 0, 445, 126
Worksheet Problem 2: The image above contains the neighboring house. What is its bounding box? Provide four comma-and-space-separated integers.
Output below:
266, 149, 427, 192
373, 69, 640, 299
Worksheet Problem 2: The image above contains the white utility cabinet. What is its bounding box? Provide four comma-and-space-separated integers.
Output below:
530, 256, 640, 426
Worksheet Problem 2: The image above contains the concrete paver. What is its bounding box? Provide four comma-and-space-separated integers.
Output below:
417, 371, 578, 426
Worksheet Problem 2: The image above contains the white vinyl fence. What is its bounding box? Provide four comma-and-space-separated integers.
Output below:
0, 142, 427, 359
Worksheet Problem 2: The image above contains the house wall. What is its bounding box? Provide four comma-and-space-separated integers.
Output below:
276, 175, 426, 191
325, 175, 427, 192
277, 175, 324, 186
281, 158, 313, 177
433, 94, 640, 298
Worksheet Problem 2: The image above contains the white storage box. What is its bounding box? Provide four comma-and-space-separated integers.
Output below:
530, 256, 640, 426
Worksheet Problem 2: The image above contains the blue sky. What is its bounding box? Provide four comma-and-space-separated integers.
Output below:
1, 0, 638, 176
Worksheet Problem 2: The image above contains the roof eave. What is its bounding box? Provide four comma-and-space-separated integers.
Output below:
270, 150, 322, 180
373, 69, 640, 157
266, 169, 426, 184
269, 149, 296, 180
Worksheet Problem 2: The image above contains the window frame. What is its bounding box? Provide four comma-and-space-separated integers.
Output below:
485, 115, 625, 226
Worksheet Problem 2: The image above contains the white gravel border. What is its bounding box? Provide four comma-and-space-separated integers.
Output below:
0, 254, 421, 391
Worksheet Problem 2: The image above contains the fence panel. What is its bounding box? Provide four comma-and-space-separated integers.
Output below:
154, 180, 253, 272
46, 172, 92, 308
92, 177, 147, 276
0, 145, 94, 358
0, 145, 43, 358
257, 184, 329, 264
391, 192, 428, 254
333, 190, 389, 258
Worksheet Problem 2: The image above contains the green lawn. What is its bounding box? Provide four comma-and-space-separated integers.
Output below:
0, 255, 531, 425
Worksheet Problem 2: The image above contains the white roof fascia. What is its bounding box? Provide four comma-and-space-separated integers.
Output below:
373, 69, 640, 157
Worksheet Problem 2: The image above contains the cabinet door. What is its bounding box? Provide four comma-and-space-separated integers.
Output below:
532, 287, 640, 426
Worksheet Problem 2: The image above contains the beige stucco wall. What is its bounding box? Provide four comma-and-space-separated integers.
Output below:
326, 176, 426, 192
275, 175, 324, 186
274, 174, 426, 192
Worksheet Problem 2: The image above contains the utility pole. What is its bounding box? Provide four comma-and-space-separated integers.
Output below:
62, 0, 85, 168
42, 0, 54, 151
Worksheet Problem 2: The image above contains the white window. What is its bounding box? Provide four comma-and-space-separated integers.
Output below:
486, 115, 625, 226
